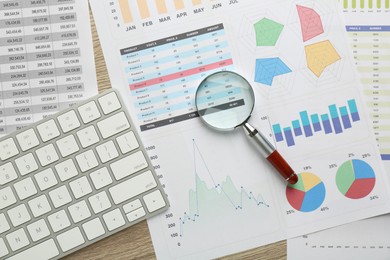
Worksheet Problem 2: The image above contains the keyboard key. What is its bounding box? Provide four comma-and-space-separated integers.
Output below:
90, 167, 113, 189
37, 119, 60, 142
116, 131, 139, 154
6, 228, 29, 251
82, 218, 105, 240
7, 239, 59, 260
55, 159, 78, 181
126, 207, 146, 222
0, 238, 8, 258
35, 144, 59, 167
98, 91, 121, 114
28, 195, 51, 217
14, 177, 37, 200
15, 153, 38, 176
35, 168, 58, 191
97, 112, 130, 139
75, 150, 99, 172
57, 227, 85, 252
109, 170, 157, 205
76, 125, 99, 148
143, 190, 166, 213
57, 110, 81, 133
16, 129, 39, 152
110, 151, 148, 180
0, 138, 19, 160
49, 185, 72, 208
89, 191, 112, 214
56, 134, 79, 157
103, 208, 125, 231
0, 186, 17, 210
48, 210, 71, 232
68, 200, 91, 223
8, 204, 31, 227
96, 140, 119, 163
27, 219, 50, 242
0, 162, 18, 185
78, 101, 101, 123
69, 176, 92, 199
0, 213, 10, 234
123, 199, 142, 213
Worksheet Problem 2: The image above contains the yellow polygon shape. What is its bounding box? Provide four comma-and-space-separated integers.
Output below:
305, 40, 341, 77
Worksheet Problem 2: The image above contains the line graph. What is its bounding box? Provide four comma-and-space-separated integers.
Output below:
178, 139, 270, 237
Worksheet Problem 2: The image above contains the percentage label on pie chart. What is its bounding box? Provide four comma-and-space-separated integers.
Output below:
286, 172, 326, 212
336, 159, 376, 199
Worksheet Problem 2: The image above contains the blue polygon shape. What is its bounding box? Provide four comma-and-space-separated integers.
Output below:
254, 58, 292, 86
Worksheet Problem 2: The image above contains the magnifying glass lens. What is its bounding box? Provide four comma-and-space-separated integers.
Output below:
195, 71, 255, 131
195, 71, 298, 184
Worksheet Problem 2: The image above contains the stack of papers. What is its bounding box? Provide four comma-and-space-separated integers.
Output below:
89, 0, 390, 258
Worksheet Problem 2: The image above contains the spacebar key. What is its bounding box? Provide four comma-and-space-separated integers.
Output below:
109, 170, 157, 204
8, 239, 59, 260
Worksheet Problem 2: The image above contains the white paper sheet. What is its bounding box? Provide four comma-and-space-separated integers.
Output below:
0, 0, 98, 137
288, 211, 390, 260
288, 1, 390, 259
90, 0, 390, 259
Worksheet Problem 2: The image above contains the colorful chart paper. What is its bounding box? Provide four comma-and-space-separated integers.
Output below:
90, 0, 390, 259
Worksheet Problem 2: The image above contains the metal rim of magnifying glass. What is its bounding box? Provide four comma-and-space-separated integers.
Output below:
195, 70, 256, 131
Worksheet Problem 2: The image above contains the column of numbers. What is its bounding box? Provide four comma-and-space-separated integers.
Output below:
0, 0, 33, 133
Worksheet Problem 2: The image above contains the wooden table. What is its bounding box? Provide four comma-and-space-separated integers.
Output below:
65, 7, 287, 260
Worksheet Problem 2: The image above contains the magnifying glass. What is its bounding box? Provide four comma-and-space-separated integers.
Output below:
195, 71, 298, 184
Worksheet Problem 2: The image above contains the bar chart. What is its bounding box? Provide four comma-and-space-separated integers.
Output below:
342, 0, 390, 9
272, 99, 361, 147
117, 0, 210, 23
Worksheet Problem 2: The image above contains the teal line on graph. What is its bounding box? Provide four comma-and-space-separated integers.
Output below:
179, 140, 269, 237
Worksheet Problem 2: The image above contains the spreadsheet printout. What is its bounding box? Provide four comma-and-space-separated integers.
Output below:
0, 0, 98, 137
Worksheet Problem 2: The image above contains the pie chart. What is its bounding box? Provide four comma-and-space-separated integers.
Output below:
336, 159, 375, 199
286, 172, 326, 212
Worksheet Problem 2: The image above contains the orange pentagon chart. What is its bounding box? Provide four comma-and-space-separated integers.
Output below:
286, 172, 326, 212
296, 5, 324, 42
304, 40, 341, 77
254, 18, 284, 46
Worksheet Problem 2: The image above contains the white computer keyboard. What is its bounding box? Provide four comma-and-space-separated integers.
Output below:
0, 89, 169, 259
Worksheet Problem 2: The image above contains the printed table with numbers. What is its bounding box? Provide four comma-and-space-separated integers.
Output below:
0, 0, 97, 136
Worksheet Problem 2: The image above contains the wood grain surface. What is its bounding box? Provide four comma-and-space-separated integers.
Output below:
64, 6, 287, 260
